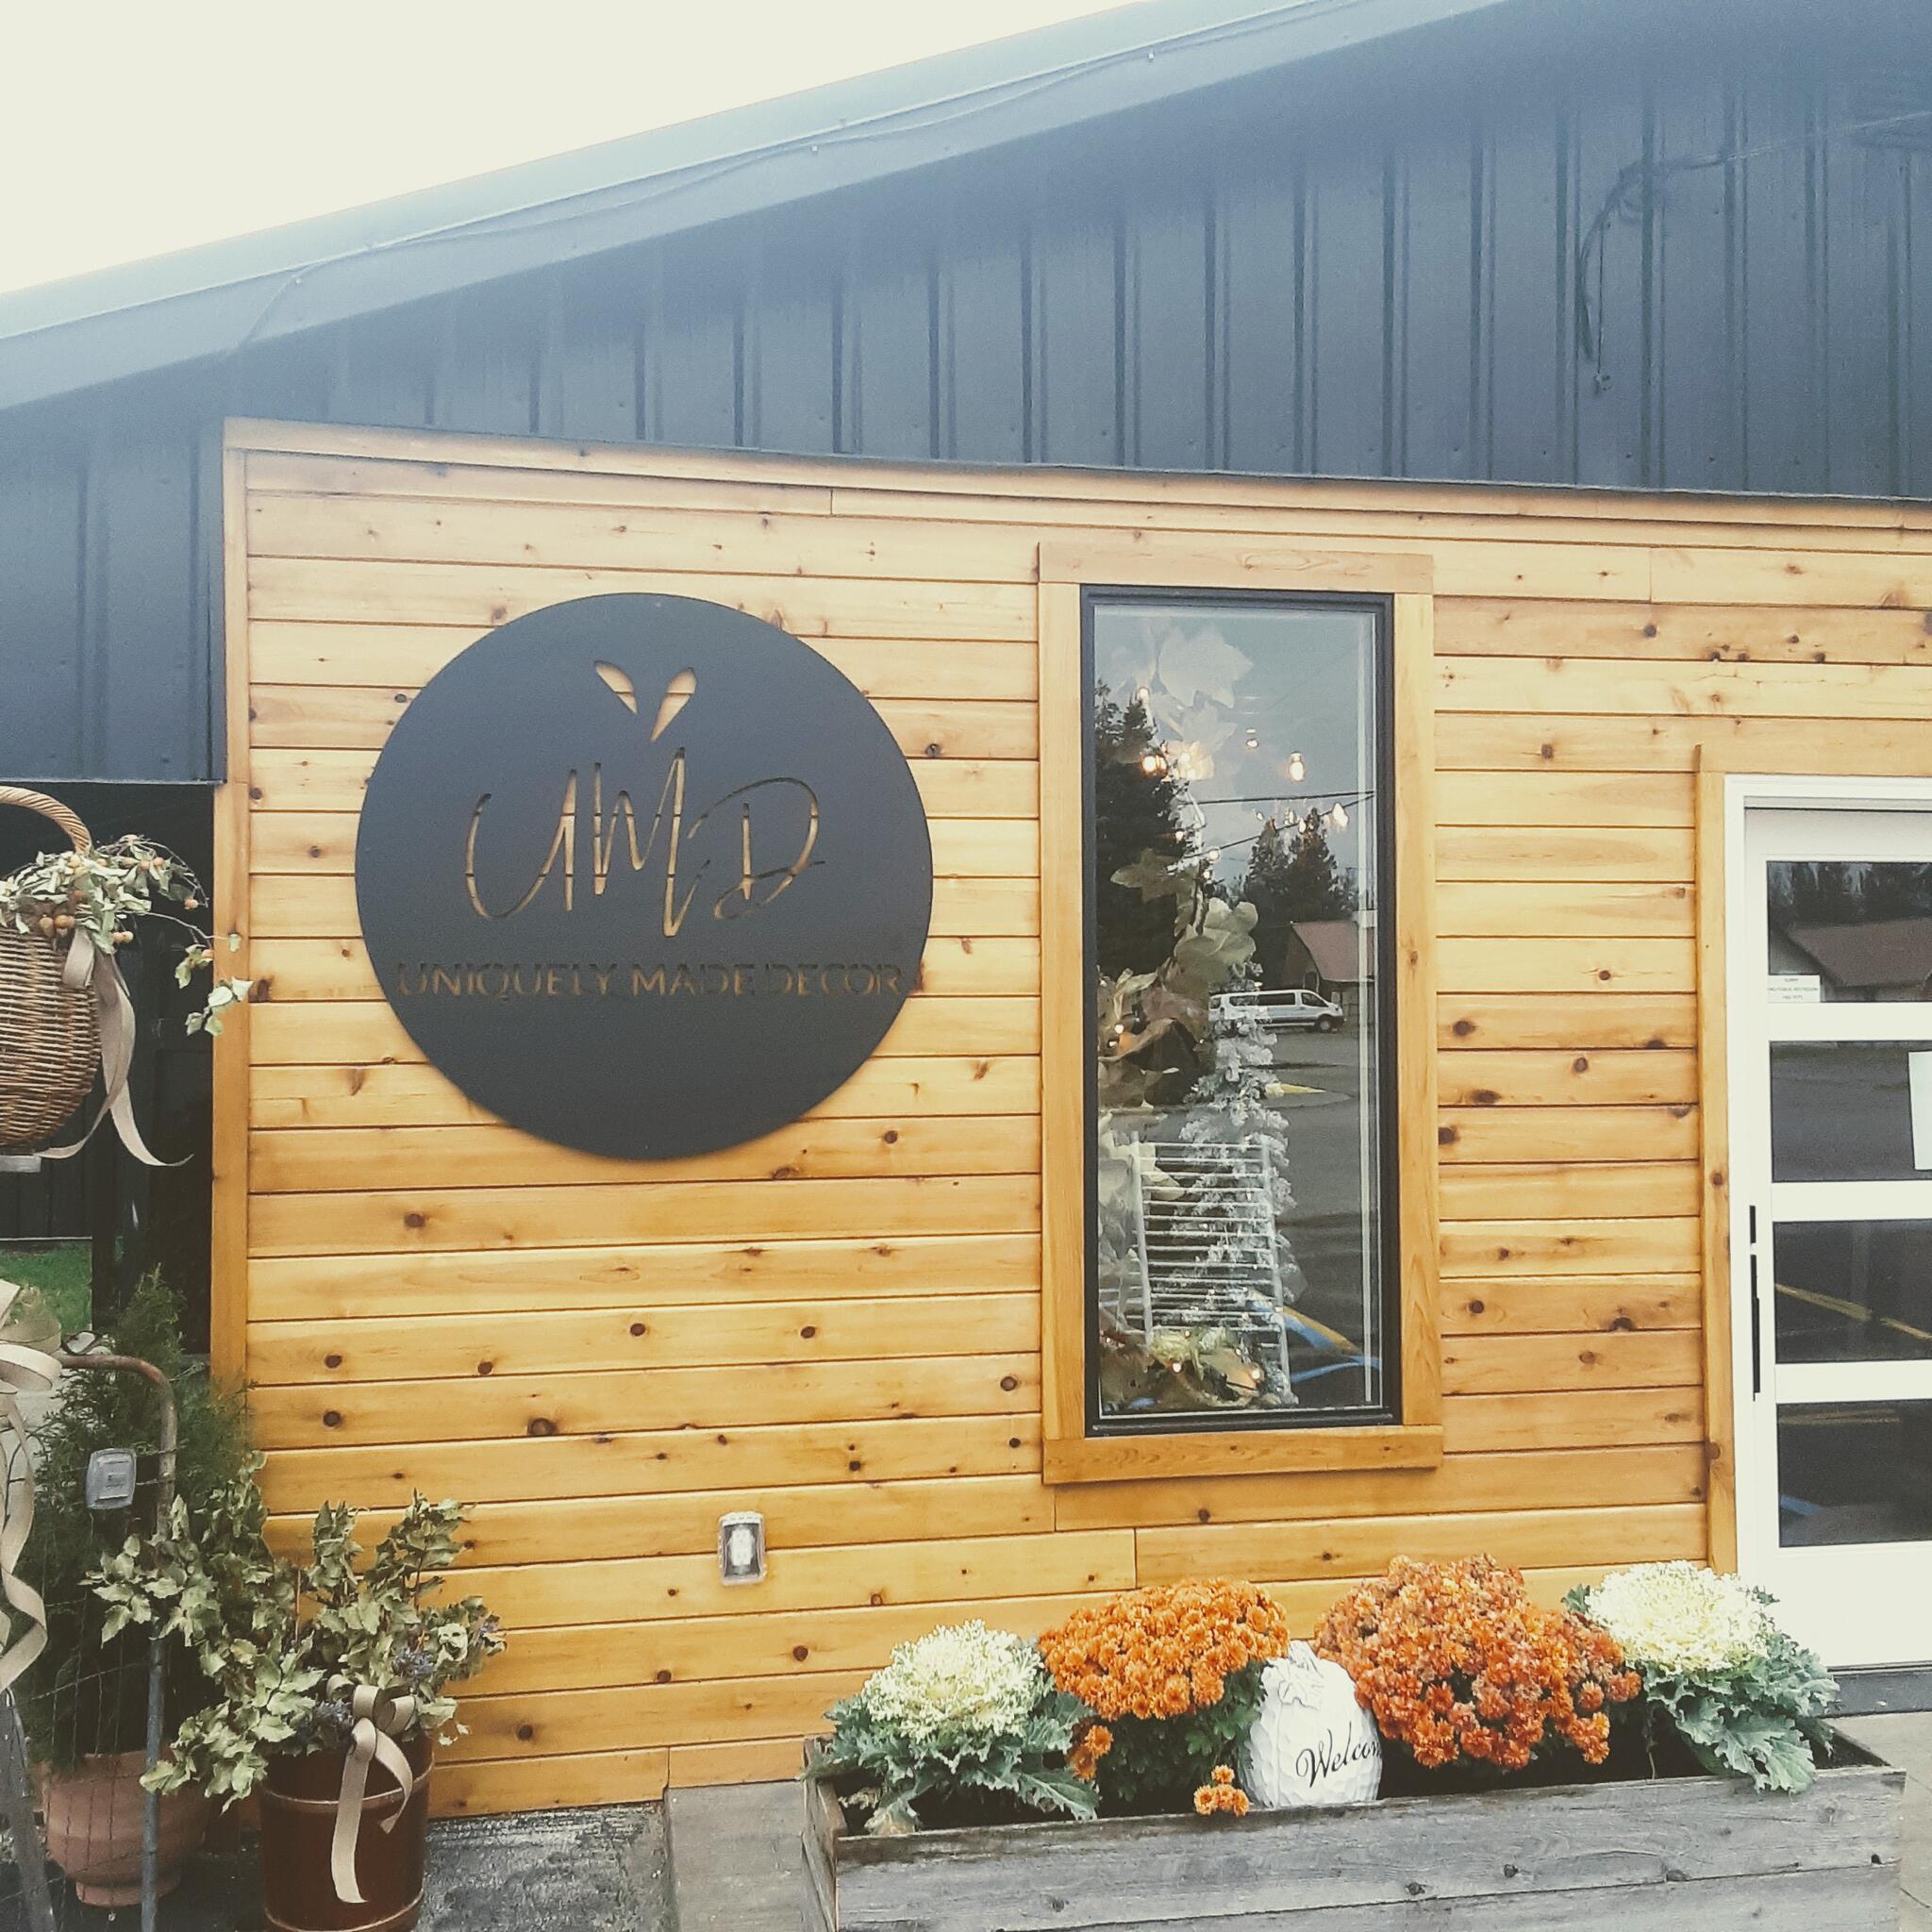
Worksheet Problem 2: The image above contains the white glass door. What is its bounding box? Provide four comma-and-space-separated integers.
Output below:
1733, 800, 1932, 1667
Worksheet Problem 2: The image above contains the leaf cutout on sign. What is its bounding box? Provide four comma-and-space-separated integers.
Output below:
651, 669, 697, 743
594, 662, 639, 714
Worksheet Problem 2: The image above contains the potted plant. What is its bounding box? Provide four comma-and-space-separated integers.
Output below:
808, 1620, 1102, 1838
1311, 1555, 1641, 1792
93, 1487, 505, 1932
1036, 1580, 1291, 1813
1568, 1560, 1839, 1790
0, 785, 250, 1159
20, 1274, 253, 1905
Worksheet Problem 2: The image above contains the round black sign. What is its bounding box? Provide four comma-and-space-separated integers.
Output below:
354, 593, 934, 1159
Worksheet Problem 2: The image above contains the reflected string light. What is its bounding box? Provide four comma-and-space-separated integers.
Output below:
1287, 751, 1306, 783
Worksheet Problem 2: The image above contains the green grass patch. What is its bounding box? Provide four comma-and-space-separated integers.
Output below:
0, 1242, 92, 1336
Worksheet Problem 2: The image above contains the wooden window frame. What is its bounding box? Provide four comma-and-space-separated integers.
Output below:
1038, 540, 1442, 1483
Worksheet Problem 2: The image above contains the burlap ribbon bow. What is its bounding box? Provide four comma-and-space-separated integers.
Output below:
42, 927, 175, 1168
0, 1286, 61, 1700
330, 1680, 420, 1906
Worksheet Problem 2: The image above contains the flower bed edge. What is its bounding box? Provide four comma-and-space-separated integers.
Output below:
804, 1730, 1904, 1932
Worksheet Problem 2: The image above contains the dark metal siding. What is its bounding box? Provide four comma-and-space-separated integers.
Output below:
4, 0, 1931, 784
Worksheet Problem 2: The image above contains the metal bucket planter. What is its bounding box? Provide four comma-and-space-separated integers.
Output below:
259, 1733, 434, 1932
804, 1732, 1903, 1930
40, 1749, 208, 1906
0, 789, 99, 1158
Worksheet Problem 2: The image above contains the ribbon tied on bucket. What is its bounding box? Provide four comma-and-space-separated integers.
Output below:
331, 1679, 420, 1905
42, 926, 176, 1168
0, 1285, 61, 1701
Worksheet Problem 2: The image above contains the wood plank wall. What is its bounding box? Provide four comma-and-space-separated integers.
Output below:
222, 421, 1932, 1816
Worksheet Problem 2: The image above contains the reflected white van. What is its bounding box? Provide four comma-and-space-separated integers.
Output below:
1212, 987, 1344, 1033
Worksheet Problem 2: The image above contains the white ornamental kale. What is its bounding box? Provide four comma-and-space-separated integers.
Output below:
1571, 1563, 1837, 1794
1586, 1561, 1774, 1675
810, 1622, 1096, 1836
858, 1622, 1046, 1744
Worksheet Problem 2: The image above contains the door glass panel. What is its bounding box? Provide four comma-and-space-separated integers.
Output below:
1767, 859, 1932, 1002
1772, 1042, 1932, 1181
1772, 1220, 1932, 1362
1777, 1400, 1932, 1546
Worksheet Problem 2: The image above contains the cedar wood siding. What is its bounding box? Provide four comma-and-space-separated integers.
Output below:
219, 419, 1932, 1811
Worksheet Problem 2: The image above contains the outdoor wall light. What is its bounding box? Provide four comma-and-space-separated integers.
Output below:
718, 1510, 767, 1585
85, 1448, 138, 1511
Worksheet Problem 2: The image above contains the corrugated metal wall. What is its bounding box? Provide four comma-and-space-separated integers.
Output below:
4, 0, 1930, 784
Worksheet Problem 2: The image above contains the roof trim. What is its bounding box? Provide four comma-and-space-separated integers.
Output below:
0, 0, 1510, 411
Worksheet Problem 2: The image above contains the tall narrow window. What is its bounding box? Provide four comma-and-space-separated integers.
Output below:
1085, 592, 1396, 1432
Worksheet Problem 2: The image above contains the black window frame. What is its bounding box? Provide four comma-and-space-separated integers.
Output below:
1079, 584, 1403, 1438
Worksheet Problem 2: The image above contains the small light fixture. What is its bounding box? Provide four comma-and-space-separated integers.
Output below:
86, 1448, 138, 1511
1287, 752, 1306, 784
718, 1511, 766, 1585
1330, 803, 1349, 830
1243, 729, 1259, 751
1207, 847, 1222, 864
1135, 685, 1152, 706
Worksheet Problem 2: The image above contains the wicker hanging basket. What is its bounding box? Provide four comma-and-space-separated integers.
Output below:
0, 787, 102, 1155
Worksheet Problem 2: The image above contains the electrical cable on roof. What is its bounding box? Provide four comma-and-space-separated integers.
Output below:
1576, 105, 1932, 391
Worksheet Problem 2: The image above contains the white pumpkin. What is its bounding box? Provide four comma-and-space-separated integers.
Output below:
1243, 1642, 1381, 1808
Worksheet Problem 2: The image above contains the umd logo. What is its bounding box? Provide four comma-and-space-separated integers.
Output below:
463, 663, 821, 934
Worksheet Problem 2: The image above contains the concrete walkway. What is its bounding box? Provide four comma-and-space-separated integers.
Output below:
6, 1803, 671, 1930
665, 1781, 801, 1932
1840, 1716, 1932, 1930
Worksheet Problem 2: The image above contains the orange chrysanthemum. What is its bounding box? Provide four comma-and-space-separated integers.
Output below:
1312, 1557, 1640, 1774
1041, 1581, 1291, 1723
1067, 1723, 1114, 1782
1192, 1765, 1251, 1817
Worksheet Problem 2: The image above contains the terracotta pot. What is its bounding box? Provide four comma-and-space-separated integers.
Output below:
41, 1749, 209, 1906
259, 1733, 434, 1932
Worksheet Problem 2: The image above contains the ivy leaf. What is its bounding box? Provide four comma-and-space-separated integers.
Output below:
1111, 850, 1191, 902
1168, 901, 1258, 999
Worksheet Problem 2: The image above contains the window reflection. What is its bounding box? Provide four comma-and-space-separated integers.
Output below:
1773, 1220, 1932, 1363
1778, 1401, 1932, 1547
1771, 1043, 1932, 1183
1768, 861, 1932, 1003
1089, 598, 1388, 1426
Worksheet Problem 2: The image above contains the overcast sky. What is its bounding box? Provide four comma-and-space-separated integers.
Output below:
0, 0, 1128, 297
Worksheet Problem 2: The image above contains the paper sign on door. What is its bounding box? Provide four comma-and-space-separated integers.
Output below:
1911, 1052, 1932, 1171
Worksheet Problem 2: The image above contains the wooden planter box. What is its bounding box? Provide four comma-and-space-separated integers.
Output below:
803, 1735, 1904, 1930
